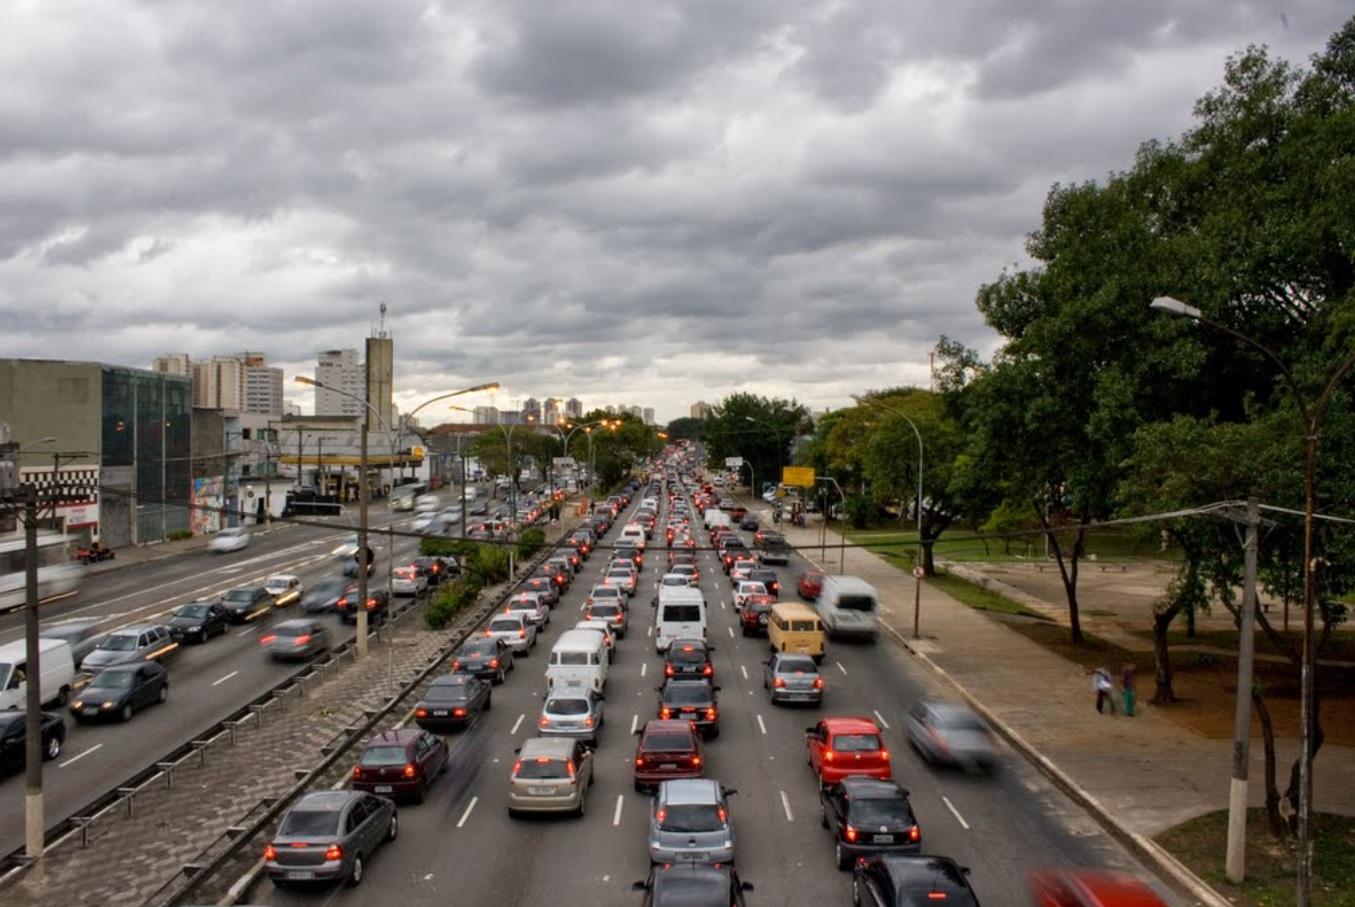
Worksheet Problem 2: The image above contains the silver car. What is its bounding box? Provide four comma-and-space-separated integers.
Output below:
79, 623, 178, 672
762, 653, 824, 706
262, 619, 330, 661
264, 790, 397, 888
485, 612, 536, 655
538, 690, 605, 744
505, 593, 550, 627
905, 701, 997, 769
648, 778, 736, 865
507, 737, 594, 817
391, 566, 428, 597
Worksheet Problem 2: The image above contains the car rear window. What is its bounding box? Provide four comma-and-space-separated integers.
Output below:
838, 594, 876, 612
557, 651, 589, 666
832, 733, 883, 752
778, 656, 817, 672
644, 732, 695, 752
360, 745, 410, 766
661, 605, 701, 623
461, 640, 497, 656
279, 809, 340, 837
658, 804, 724, 832
425, 685, 467, 702
663, 685, 712, 705
668, 645, 706, 664
516, 757, 569, 779
790, 620, 818, 632
547, 699, 589, 715
99, 635, 138, 651
588, 604, 621, 617
847, 797, 914, 826
489, 619, 521, 632
274, 624, 311, 637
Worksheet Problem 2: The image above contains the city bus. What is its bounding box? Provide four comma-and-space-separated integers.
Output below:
0, 532, 79, 613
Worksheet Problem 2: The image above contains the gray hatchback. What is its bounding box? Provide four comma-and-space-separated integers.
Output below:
762, 653, 824, 706
648, 778, 737, 865
264, 790, 397, 888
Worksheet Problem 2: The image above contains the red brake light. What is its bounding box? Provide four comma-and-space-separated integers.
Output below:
661, 707, 672, 719
909, 825, 921, 842
452, 660, 462, 670
489, 658, 499, 668
773, 677, 786, 688
260, 635, 276, 645
665, 664, 674, 677
845, 825, 859, 843
927, 894, 947, 901
324, 843, 343, 862
824, 750, 835, 763
566, 759, 576, 778
352, 765, 363, 779
881, 748, 891, 761
656, 808, 667, 823
717, 806, 727, 822
518, 628, 526, 638
583, 716, 594, 727
704, 708, 717, 720
813, 677, 825, 689
415, 708, 428, 718
635, 756, 645, 767
691, 755, 702, 766
453, 708, 467, 717
293, 635, 310, 646
702, 664, 713, 676
402, 763, 417, 778
512, 760, 522, 774
539, 716, 549, 727
263, 843, 277, 861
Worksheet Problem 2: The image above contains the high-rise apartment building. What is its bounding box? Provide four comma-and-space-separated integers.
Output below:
643, 407, 655, 425
314, 349, 365, 420
152, 354, 192, 376
565, 398, 583, 420
498, 411, 522, 425
236, 352, 284, 417
521, 397, 541, 424
543, 398, 562, 425
472, 405, 499, 425
690, 401, 710, 420
192, 356, 245, 410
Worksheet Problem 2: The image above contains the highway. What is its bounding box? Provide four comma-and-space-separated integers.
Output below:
252, 478, 1181, 907
0, 498, 448, 859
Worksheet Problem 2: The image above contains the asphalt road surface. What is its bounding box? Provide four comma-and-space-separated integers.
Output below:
253, 483, 1182, 907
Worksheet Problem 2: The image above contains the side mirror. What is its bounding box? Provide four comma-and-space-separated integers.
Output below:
631, 881, 649, 891
805, 727, 816, 734
713, 685, 722, 692
633, 727, 643, 735
740, 881, 755, 892
961, 866, 972, 876
513, 746, 521, 754
723, 787, 738, 796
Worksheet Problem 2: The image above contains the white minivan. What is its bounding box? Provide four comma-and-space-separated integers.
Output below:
546, 629, 610, 693
619, 523, 647, 550
815, 575, 880, 639
703, 509, 731, 531
0, 638, 76, 710
653, 586, 707, 653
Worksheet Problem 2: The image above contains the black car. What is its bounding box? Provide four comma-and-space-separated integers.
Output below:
220, 586, 273, 623
633, 864, 753, 906
343, 555, 376, 577
414, 674, 491, 730
664, 639, 714, 680
335, 587, 390, 624
70, 663, 169, 723
451, 637, 514, 684
821, 777, 921, 869
739, 514, 760, 531
747, 567, 781, 598
852, 855, 979, 906
411, 556, 458, 586
0, 711, 66, 772
301, 576, 349, 613
657, 679, 721, 738
167, 600, 229, 643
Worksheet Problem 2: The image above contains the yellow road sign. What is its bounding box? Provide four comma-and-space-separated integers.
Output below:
781, 466, 815, 487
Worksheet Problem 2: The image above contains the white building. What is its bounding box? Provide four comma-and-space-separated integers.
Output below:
472, 405, 498, 425
152, 354, 192, 376
565, 397, 583, 419
192, 356, 244, 410
314, 349, 365, 420
237, 352, 284, 417
642, 407, 655, 425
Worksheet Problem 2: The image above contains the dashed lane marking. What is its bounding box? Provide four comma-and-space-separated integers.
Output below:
630, 713, 639, 734
211, 670, 239, 686
727, 626, 734, 638
740, 665, 748, 681
835, 660, 847, 675
613, 795, 625, 826
756, 714, 767, 735
236, 627, 258, 638
456, 796, 479, 828
942, 796, 971, 830
511, 714, 524, 735
59, 743, 102, 768
780, 790, 794, 822
872, 709, 890, 730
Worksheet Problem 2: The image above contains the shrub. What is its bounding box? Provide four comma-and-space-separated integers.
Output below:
419, 536, 476, 559
168, 529, 194, 541
516, 528, 546, 560
424, 577, 483, 629
467, 543, 511, 585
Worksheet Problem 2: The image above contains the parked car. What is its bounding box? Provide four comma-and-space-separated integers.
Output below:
0, 710, 66, 772
854, 855, 980, 906
263, 574, 304, 607
905, 701, 997, 770
414, 674, 492, 730
70, 662, 168, 723
352, 728, 449, 802
632, 864, 754, 906
820, 777, 920, 868
633, 719, 705, 793
263, 790, 397, 888
648, 778, 737, 865
451, 637, 514, 684
79, 623, 178, 671
806, 717, 891, 786
167, 600, 229, 643
220, 586, 274, 623
261, 619, 330, 661
763, 653, 824, 706
507, 736, 595, 817
207, 526, 250, 553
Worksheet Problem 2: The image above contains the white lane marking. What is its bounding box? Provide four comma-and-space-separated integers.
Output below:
236, 626, 258, 638
872, 709, 890, 730
756, 714, 767, 735
779, 790, 794, 822
740, 665, 748, 681
630, 713, 639, 734
647, 625, 653, 637
211, 670, 239, 687
511, 714, 524, 735
942, 796, 971, 830
456, 796, 479, 828
613, 795, 624, 826
727, 626, 734, 638
835, 660, 847, 675
640, 662, 647, 678
59, 743, 103, 768
720, 600, 725, 610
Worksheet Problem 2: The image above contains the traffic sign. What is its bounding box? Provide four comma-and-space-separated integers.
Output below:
724, 457, 743, 468
912, 566, 925, 579
553, 457, 576, 468
781, 466, 814, 487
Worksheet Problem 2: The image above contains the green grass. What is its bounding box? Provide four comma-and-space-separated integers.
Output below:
1156, 809, 1355, 906
843, 527, 1179, 564
925, 571, 1051, 621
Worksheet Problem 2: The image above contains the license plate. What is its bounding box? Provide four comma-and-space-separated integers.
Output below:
83, 708, 98, 716
660, 763, 677, 770
681, 710, 695, 716
529, 786, 554, 795
432, 710, 448, 716
286, 871, 314, 880
374, 785, 393, 793
677, 851, 708, 861
875, 835, 894, 844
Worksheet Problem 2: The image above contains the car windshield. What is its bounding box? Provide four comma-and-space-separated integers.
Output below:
176, 604, 212, 618
425, 684, 468, 702
644, 733, 695, 752
360, 745, 410, 767
849, 797, 913, 826
223, 590, 255, 602
91, 671, 136, 689
461, 640, 497, 656
777, 656, 817, 673
98, 635, 138, 651
663, 685, 712, 705
516, 757, 570, 779
668, 646, 706, 665
279, 809, 340, 837
833, 734, 883, 752
936, 711, 988, 731
838, 594, 876, 612
547, 698, 589, 715
658, 804, 724, 832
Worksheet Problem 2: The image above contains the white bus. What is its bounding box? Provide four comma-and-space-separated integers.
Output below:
0, 532, 79, 613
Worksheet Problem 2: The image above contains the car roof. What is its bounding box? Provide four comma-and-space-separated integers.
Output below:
110, 623, 166, 635
659, 777, 721, 804
519, 736, 576, 759
823, 716, 882, 734
367, 728, 421, 746
879, 855, 969, 889
91, 663, 145, 675
643, 719, 698, 736
295, 789, 360, 809
839, 777, 905, 799
274, 619, 317, 630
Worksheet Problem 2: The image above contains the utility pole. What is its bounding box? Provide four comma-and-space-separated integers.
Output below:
356, 421, 370, 659
22, 484, 42, 859
1227, 496, 1261, 882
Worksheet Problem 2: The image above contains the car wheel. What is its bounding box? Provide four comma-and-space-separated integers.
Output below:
576, 793, 586, 817
495, 669, 505, 685
836, 841, 851, 870
820, 804, 829, 828
120, 704, 133, 722
44, 734, 62, 761
484, 693, 492, 712
158, 683, 169, 704
346, 855, 365, 887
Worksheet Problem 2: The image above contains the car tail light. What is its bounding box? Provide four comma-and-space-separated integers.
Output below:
635, 756, 645, 767
324, 843, 343, 862
566, 760, 576, 778
690, 755, 702, 767
704, 708, 717, 720
539, 716, 550, 727
452, 660, 462, 671
512, 760, 522, 775
664, 664, 674, 677
824, 750, 835, 763
660, 707, 672, 719
717, 806, 727, 822
773, 677, 787, 688
489, 658, 499, 668
453, 708, 467, 717
518, 628, 526, 639
263, 843, 277, 860
908, 825, 921, 842
845, 825, 859, 843
353, 765, 363, 779
583, 716, 594, 727
702, 664, 713, 676
813, 677, 825, 689
293, 635, 310, 646
656, 808, 667, 823
403, 763, 417, 778
260, 635, 276, 645
881, 748, 891, 761
365, 598, 378, 609
927, 894, 948, 901
415, 708, 429, 719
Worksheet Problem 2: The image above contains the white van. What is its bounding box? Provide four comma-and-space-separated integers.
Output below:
815, 576, 880, 640
703, 509, 731, 531
0, 638, 76, 710
653, 586, 707, 653
546, 629, 610, 693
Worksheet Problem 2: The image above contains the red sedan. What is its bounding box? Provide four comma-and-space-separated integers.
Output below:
351, 728, 448, 802
633, 719, 705, 792
806, 717, 891, 786
1028, 869, 1170, 906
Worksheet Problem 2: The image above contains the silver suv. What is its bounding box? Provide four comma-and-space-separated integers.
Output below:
648, 778, 736, 865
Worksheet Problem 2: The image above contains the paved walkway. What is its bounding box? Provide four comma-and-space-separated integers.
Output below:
754, 506, 1355, 840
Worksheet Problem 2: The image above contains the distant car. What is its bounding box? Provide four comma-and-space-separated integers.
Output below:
411, 556, 457, 586
167, 600, 229, 643
657, 679, 721, 738
412, 513, 438, 534
335, 588, 390, 624
905, 701, 997, 770
79, 624, 177, 671
507, 736, 594, 818
451, 637, 514, 684
538, 689, 605, 744
659, 572, 695, 590
220, 586, 274, 623
583, 599, 628, 638
301, 577, 348, 614
261, 619, 330, 661
207, 526, 250, 553
521, 576, 561, 606
414, 674, 491, 731
806, 717, 891, 786
633, 864, 754, 906
486, 612, 536, 655
633, 719, 705, 793
648, 778, 737, 865
352, 728, 449, 803
739, 514, 759, 531
264, 574, 304, 607
664, 639, 714, 680
391, 566, 428, 597
573, 619, 617, 662
820, 777, 920, 868
505, 593, 550, 628
763, 653, 824, 706
264, 790, 397, 888
747, 567, 781, 598
343, 555, 376, 578
798, 570, 825, 601
0, 710, 66, 772
1027, 868, 1168, 907
855, 855, 980, 906
70, 662, 168, 723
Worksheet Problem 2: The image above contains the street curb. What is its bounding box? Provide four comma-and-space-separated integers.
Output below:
880, 621, 1232, 907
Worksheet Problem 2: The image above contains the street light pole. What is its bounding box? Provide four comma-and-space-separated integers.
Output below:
1227, 497, 1261, 882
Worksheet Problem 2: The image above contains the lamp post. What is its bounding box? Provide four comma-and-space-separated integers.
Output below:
856, 396, 926, 638
1152, 296, 1355, 902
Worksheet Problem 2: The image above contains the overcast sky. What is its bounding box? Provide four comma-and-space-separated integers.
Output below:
0, 2, 1347, 423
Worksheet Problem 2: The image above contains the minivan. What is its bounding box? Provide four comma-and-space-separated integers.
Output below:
653, 587, 707, 653
546, 629, 610, 693
0, 638, 76, 710
767, 603, 826, 662
814, 576, 879, 640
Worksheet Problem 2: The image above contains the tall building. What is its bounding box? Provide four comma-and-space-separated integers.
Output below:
521, 397, 541, 424
625, 404, 642, 419
565, 397, 583, 420
544, 398, 562, 425
498, 410, 522, 425
314, 350, 365, 420
472, 405, 499, 425
192, 356, 244, 411
643, 407, 655, 426
236, 352, 283, 417
365, 334, 394, 431
690, 401, 710, 420
152, 354, 191, 376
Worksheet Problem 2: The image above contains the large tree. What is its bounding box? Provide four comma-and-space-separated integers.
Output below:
703, 393, 811, 495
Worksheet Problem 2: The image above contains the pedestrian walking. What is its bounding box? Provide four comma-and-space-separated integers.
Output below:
1121, 663, 1137, 717
1093, 666, 1116, 715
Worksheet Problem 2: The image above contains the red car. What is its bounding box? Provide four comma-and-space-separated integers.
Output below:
633, 719, 704, 792
1028, 870, 1170, 907
797, 570, 825, 601
351, 728, 449, 802
806, 717, 891, 786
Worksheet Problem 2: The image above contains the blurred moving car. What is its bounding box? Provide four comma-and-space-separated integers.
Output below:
79, 624, 178, 671
261, 619, 330, 661
301, 577, 348, 614
38, 619, 105, 666
70, 663, 168, 723
391, 566, 428, 597
263, 790, 397, 888
167, 600, 229, 643
797, 570, 825, 601
1028, 869, 1169, 907
854, 855, 981, 906
335, 588, 390, 624
264, 574, 304, 607
905, 701, 997, 771
207, 526, 250, 553
220, 586, 274, 623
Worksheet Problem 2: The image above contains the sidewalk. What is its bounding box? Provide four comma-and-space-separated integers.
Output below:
756, 506, 1355, 840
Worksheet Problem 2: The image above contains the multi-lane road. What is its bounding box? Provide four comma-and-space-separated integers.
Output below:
251, 480, 1181, 906
0, 500, 437, 858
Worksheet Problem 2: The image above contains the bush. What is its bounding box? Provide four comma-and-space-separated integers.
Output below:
168, 529, 194, 541
424, 577, 483, 629
419, 536, 476, 559
467, 543, 511, 585
516, 528, 546, 560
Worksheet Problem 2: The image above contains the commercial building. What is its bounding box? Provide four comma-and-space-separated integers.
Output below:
521, 397, 541, 424
642, 407, 655, 425
543, 398, 562, 426
691, 401, 710, 420
238, 352, 284, 417
314, 349, 365, 420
